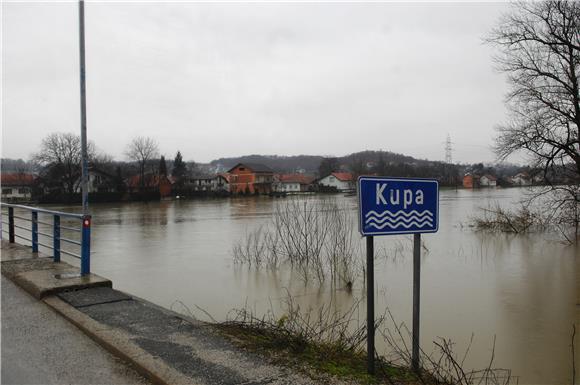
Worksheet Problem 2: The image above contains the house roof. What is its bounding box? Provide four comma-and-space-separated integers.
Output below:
278, 174, 315, 185
227, 163, 273, 173
482, 174, 497, 181
331, 172, 354, 182
1, 173, 34, 186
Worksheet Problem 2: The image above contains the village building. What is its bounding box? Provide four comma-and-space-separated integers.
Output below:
74, 168, 120, 194
213, 174, 230, 193
227, 163, 274, 195
317, 172, 355, 192
462, 174, 479, 189
127, 174, 173, 198
184, 174, 230, 193
479, 174, 497, 187
1, 173, 34, 202
274, 174, 315, 193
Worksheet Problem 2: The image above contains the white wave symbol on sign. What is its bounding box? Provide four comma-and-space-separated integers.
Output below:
365, 210, 434, 230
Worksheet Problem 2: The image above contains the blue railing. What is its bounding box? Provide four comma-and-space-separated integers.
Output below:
0, 203, 91, 276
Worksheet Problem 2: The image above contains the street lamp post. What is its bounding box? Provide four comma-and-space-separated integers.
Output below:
79, 0, 89, 214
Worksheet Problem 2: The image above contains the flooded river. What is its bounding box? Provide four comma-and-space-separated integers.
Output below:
26, 188, 579, 384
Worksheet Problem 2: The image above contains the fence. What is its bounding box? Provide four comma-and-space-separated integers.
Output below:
0, 203, 91, 275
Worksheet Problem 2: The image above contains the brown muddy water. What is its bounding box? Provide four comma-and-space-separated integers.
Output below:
9, 187, 579, 384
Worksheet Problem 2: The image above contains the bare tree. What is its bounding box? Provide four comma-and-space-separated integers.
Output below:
487, 1, 579, 236
125, 136, 159, 188
32, 132, 95, 197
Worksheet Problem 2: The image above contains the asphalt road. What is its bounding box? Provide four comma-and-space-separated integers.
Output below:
1, 274, 150, 385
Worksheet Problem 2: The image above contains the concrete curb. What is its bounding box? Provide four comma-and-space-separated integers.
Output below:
43, 295, 201, 385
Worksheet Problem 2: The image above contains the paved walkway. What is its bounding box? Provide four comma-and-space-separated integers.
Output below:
1, 274, 150, 385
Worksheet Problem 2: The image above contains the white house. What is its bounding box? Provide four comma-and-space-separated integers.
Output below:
185, 174, 229, 192
1, 173, 34, 201
479, 175, 497, 187
211, 174, 230, 193
274, 174, 314, 193
317, 172, 355, 192
75, 168, 118, 193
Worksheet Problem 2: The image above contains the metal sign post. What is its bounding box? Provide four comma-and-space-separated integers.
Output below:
358, 177, 439, 374
412, 233, 421, 372
366, 235, 375, 374
79, 0, 89, 215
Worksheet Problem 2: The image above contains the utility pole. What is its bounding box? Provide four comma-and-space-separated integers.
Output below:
79, 0, 89, 214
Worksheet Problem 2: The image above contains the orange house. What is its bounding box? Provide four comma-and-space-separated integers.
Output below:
227, 163, 274, 195
462, 174, 480, 189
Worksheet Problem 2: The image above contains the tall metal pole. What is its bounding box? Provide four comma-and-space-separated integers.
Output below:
412, 233, 421, 372
79, 0, 89, 214
366, 235, 375, 375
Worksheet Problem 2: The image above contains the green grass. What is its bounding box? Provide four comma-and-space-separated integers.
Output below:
215, 322, 422, 385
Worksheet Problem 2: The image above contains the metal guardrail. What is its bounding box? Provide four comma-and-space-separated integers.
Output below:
0, 203, 91, 276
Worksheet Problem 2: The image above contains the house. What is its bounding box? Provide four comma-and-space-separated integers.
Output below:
227, 163, 274, 195
183, 174, 229, 193
479, 175, 497, 187
274, 174, 315, 193
1, 173, 34, 202
185, 176, 214, 192
511, 172, 531, 186
127, 174, 173, 198
317, 172, 355, 192
462, 174, 480, 189
212, 174, 230, 193
75, 168, 120, 193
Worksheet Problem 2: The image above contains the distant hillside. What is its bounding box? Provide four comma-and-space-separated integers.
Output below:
210, 155, 325, 173
209, 150, 430, 175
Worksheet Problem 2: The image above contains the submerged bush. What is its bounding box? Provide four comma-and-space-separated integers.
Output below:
471, 204, 544, 233
232, 199, 361, 287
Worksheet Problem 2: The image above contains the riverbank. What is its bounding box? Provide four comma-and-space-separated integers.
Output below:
1, 241, 324, 385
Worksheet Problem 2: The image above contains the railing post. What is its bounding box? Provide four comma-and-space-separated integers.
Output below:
81, 215, 91, 275
53, 215, 61, 262
8, 207, 15, 243
31, 211, 38, 253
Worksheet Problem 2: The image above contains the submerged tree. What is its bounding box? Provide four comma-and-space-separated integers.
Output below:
487, 1, 579, 236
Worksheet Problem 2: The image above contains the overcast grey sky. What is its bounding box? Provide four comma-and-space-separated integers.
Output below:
2, 1, 510, 164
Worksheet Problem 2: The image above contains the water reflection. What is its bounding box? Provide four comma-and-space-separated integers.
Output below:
49, 188, 577, 385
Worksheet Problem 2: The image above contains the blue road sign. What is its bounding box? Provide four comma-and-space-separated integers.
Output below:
358, 177, 439, 236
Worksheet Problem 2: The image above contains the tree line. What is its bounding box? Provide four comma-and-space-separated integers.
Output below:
7, 133, 194, 202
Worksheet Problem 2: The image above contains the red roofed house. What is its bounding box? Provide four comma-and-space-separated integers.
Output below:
317, 172, 355, 192
127, 174, 173, 198
274, 174, 315, 193
1, 173, 34, 201
227, 163, 274, 195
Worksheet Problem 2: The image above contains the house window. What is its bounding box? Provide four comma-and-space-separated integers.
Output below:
18, 188, 28, 194
2, 188, 13, 195
329, 176, 335, 181
239, 167, 245, 171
